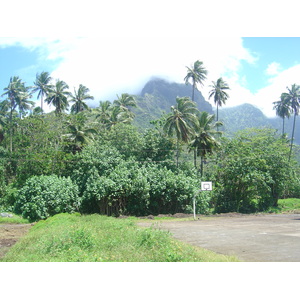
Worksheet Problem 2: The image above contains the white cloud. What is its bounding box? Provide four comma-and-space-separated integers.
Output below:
251, 64, 300, 117
265, 62, 281, 76
4, 36, 298, 119
45, 37, 258, 107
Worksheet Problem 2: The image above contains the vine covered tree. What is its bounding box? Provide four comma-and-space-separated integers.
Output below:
184, 60, 207, 102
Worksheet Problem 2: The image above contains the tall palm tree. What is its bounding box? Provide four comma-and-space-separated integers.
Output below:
208, 77, 230, 123
280, 84, 300, 161
69, 84, 94, 114
189, 111, 223, 176
62, 120, 97, 153
32, 71, 53, 112
163, 97, 198, 167
273, 93, 292, 136
45, 80, 70, 115
113, 93, 137, 118
96, 100, 112, 125
104, 106, 132, 130
184, 60, 207, 102
2, 76, 33, 152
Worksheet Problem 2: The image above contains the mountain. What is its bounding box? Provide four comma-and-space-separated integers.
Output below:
132, 78, 213, 128
218, 103, 300, 144
130, 78, 300, 145
218, 103, 274, 134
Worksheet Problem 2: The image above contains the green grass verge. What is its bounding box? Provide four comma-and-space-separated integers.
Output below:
1, 213, 238, 262
0, 214, 30, 224
277, 198, 300, 213
262, 198, 300, 213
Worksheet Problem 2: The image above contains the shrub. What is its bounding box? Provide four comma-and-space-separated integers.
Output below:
213, 129, 296, 213
14, 175, 81, 222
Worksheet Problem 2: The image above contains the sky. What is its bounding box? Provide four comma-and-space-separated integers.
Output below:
0, 1, 299, 120
1, 36, 299, 118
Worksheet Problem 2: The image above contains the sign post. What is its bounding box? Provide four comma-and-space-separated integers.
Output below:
193, 181, 213, 220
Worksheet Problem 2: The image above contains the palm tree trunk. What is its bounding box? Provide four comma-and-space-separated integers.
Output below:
176, 139, 179, 167
9, 108, 13, 153
192, 81, 195, 102
200, 156, 204, 177
289, 112, 297, 161
282, 117, 285, 136
194, 148, 197, 168
216, 104, 219, 131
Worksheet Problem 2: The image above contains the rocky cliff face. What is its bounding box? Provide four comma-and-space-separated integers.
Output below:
140, 78, 213, 113
132, 78, 213, 128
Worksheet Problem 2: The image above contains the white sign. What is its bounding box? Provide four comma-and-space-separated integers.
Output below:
201, 181, 212, 191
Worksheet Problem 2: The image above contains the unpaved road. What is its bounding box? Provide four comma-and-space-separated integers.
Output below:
139, 213, 300, 262
0, 224, 32, 259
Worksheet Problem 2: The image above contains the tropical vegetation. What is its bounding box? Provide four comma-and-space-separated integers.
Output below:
0, 61, 300, 223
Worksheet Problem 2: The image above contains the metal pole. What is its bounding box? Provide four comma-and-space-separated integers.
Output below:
193, 196, 196, 220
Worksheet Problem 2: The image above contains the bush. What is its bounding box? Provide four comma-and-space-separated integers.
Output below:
14, 175, 81, 222
213, 129, 296, 213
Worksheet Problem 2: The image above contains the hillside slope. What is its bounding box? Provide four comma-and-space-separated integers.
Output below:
218, 103, 300, 144
132, 78, 213, 128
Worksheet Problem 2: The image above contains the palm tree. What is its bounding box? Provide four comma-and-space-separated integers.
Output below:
113, 93, 137, 118
189, 111, 223, 176
105, 106, 132, 130
184, 60, 207, 102
208, 77, 230, 123
163, 97, 199, 167
63, 120, 97, 153
2, 76, 33, 152
96, 100, 112, 125
280, 84, 300, 161
32, 72, 53, 112
96, 100, 133, 130
45, 80, 70, 115
273, 94, 292, 136
69, 84, 94, 114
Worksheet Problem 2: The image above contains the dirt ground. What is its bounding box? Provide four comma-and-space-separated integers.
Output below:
0, 224, 32, 259
139, 213, 300, 262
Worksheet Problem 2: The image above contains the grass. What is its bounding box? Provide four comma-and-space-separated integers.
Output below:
261, 198, 300, 214
277, 198, 300, 213
1, 213, 238, 262
0, 213, 30, 224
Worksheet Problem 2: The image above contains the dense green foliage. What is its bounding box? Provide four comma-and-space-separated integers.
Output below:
14, 175, 81, 221
1, 65, 300, 221
70, 143, 208, 216
212, 129, 299, 213
1, 213, 238, 262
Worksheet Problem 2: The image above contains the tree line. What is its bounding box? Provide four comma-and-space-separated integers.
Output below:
0, 60, 299, 220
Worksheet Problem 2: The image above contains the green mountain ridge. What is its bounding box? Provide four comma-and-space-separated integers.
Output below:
132, 78, 213, 129
130, 78, 300, 144
218, 103, 300, 144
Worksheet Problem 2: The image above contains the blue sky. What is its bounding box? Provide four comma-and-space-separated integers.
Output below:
0, 37, 300, 118
241, 37, 300, 92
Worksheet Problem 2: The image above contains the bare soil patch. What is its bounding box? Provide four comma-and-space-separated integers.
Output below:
0, 224, 32, 259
